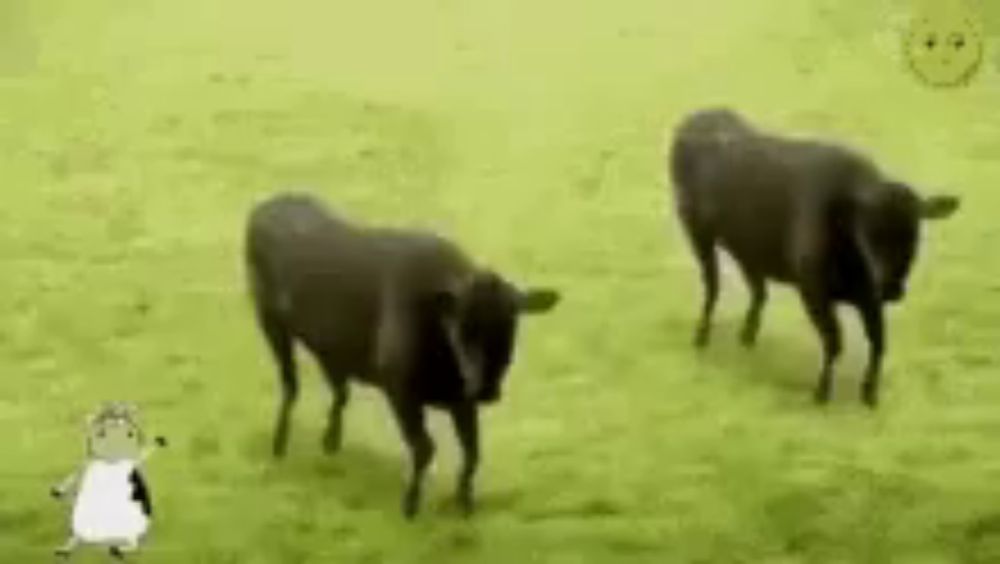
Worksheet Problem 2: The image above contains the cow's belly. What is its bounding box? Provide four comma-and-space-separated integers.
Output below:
717, 228, 795, 283
286, 289, 378, 379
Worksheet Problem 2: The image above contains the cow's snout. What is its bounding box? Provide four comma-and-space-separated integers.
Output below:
883, 281, 905, 302
478, 387, 501, 403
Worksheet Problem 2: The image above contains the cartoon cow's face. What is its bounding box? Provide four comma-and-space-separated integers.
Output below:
87, 405, 144, 461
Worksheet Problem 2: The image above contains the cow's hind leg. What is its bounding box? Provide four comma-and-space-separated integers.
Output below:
736, 261, 768, 348
390, 398, 435, 519
318, 356, 351, 454
678, 211, 720, 348
256, 308, 299, 458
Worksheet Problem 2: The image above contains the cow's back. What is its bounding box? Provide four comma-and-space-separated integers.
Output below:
669, 108, 754, 209
246, 194, 383, 374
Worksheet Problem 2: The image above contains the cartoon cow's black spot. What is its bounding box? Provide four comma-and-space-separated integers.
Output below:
129, 469, 152, 517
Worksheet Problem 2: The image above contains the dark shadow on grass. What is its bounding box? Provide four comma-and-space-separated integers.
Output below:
466, 488, 522, 515
0, 505, 48, 543
684, 316, 866, 406
256, 442, 403, 513
963, 511, 1000, 564
518, 496, 626, 523
254, 439, 520, 518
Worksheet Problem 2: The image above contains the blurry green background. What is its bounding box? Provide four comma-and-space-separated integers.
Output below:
1, 0, 999, 562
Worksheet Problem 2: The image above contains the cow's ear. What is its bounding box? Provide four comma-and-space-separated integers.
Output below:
920, 195, 960, 220
517, 288, 560, 314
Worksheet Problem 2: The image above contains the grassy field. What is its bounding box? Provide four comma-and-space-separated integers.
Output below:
2, 0, 1000, 561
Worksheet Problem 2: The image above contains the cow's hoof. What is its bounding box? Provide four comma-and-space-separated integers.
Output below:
402, 492, 420, 520
861, 388, 879, 409
272, 441, 288, 459
54, 548, 71, 559
738, 330, 757, 348
693, 331, 710, 349
813, 388, 831, 405
457, 496, 475, 518
322, 432, 342, 455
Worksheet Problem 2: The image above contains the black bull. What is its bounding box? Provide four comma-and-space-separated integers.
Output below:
245, 193, 560, 518
668, 108, 960, 407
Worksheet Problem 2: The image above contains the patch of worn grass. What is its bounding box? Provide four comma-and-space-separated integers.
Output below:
2, 0, 1000, 561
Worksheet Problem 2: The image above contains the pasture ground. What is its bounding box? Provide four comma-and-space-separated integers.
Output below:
2, 0, 1000, 562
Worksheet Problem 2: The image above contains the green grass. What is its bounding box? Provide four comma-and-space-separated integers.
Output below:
2, 0, 1000, 561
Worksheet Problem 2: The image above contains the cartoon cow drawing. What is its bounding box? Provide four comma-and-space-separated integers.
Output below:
51, 402, 167, 559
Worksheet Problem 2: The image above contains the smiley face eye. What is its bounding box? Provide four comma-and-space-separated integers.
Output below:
925, 35, 937, 49
952, 34, 965, 49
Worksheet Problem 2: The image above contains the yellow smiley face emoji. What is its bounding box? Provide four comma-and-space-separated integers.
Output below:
904, 3, 984, 88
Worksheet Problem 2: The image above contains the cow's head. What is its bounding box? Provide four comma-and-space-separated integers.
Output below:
850, 181, 959, 302
433, 270, 559, 403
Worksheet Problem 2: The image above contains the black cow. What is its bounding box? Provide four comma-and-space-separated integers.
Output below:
244, 193, 560, 518
668, 108, 959, 407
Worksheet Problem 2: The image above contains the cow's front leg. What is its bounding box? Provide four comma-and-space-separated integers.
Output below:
390, 397, 435, 519
798, 286, 842, 405
375, 300, 435, 518
449, 402, 480, 516
793, 241, 843, 405
857, 299, 885, 408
